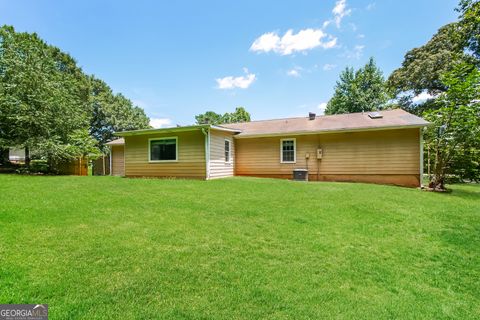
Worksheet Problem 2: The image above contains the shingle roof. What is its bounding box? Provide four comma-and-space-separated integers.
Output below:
106, 138, 125, 145
222, 109, 429, 138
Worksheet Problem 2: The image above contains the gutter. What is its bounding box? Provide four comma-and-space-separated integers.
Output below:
420, 127, 424, 187
109, 146, 112, 176
201, 128, 210, 180
115, 124, 241, 137
117, 125, 209, 137
210, 125, 242, 133
232, 124, 430, 139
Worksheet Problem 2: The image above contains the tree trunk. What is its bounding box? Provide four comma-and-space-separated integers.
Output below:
427, 146, 431, 180
24, 146, 31, 167
428, 147, 446, 191
0, 148, 9, 165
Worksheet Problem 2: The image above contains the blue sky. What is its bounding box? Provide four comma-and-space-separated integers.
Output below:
0, 0, 458, 127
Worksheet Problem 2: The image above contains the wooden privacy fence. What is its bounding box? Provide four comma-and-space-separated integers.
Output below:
56, 155, 111, 176
92, 155, 110, 176
57, 157, 88, 176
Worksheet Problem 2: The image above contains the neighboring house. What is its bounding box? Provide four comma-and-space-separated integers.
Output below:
108, 109, 429, 187
8, 147, 25, 163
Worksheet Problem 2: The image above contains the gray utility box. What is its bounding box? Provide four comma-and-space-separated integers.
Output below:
293, 169, 308, 181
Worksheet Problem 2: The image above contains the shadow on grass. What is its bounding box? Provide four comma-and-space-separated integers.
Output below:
449, 184, 480, 200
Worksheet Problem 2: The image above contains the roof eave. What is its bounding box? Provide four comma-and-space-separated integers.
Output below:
115, 124, 242, 137
115, 125, 208, 137
233, 123, 429, 139
210, 125, 242, 133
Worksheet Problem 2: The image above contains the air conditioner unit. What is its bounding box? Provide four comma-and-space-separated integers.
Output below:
293, 169, 308, 181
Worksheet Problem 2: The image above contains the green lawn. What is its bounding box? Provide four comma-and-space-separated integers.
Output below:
0, 175, 479, 319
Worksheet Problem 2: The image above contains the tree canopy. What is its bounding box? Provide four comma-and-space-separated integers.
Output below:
388, 23, 470, 96
0, 25, 93, 165
458, 0, 480, 59
325, 58, 389, 115
386, 0, 480, 187
388, 0, 480, 113
195, 107, 251, 125
89, 77, 150, 153
0, 25, 150, 169
423, 63, 480, 188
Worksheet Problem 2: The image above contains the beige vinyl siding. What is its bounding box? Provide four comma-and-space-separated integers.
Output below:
235, 134, 317, 175
111, 145, 125, 176
235, 128, 420, 187
318, 129, 420, 175
209, 129, 235, 179
124, 130, 206, 179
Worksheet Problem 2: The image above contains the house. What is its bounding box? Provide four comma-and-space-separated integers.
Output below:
8, 147, 25, 163
108, 109, 429, 187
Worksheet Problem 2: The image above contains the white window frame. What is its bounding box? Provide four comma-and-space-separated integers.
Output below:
280, 138, 296, 164
224, 139, 232, 163
148, 137, 178, 163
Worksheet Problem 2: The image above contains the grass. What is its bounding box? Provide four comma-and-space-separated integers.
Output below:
0, 175, 479, 319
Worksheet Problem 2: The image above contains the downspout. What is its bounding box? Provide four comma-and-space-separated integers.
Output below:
419, 127, 424, 187
201, 127, 210, 180
109, 146, 112, 176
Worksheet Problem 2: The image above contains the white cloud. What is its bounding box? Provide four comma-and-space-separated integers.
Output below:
317, 102, 328, 115
412, 92, 435, 104
323, 63, 337, 71
250, 28, 337, 55
366, 2, 376, 11
321, 36, 338, 49
150, 118, 173, 128
322, 0, 352, 29
287, 69, 301, 77
354, 44, 365, 53
332, 0, 351, 27
216, 68, 256, 89
357, 34, 365, 39
250, 32, 280, 53
344, 45, 365, 59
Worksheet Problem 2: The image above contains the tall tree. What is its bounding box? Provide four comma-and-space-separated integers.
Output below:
424, 63, 480, 189
0, 25, 150, 171
89, 77, 150, 152
0, 25, 95, 166
222, 107, 251, 123
195, 111, 224, 125
458, 0, 480, 59
388, 0, 480, 114
387, 0, 480, 188
325, 57, 389, 115
388, 23, 469, 97
195, 107, 251, 125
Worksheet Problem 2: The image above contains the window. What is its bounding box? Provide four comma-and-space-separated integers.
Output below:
225, 139, 231, 162
149, 137, 177, 162
281, 139, 296, 163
